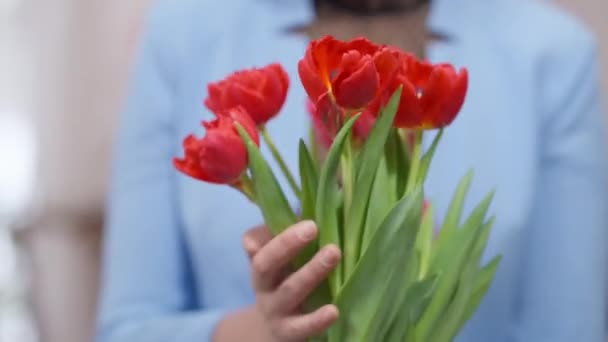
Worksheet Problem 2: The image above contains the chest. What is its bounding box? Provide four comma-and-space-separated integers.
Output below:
173, 18, 539, 301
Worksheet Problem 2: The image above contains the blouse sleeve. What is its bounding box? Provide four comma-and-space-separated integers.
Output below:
95, 3, 229, 341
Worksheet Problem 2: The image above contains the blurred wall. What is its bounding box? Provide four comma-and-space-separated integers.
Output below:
10, 1, 149, 341
555, 0, 608, 101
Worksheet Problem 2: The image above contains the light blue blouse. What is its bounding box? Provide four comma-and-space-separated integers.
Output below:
96, 0, 608, 341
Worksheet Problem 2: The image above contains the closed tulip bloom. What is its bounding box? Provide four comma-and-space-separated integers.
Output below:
390, 53, 468, 129
205, 63, 289, 126
173, 107, 259, 184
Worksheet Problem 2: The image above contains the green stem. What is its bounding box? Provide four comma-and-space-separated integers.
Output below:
308, 125, 322, 174
233, 174, 256, 202
341, 139, 355, 278
261, 126, 302, 197
405, 130, 423, 195
341, 140, 354, 217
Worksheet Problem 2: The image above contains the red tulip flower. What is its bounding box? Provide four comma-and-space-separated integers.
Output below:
388, 53, 468, 129
205, 63, 289, 126
173, 107, 259, 184
298, 36, 400, 111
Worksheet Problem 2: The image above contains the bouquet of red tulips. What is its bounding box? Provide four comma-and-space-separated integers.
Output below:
174, 36, 501, 342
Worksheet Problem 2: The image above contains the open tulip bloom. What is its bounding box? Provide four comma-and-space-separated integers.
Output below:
175, 36, 501, 342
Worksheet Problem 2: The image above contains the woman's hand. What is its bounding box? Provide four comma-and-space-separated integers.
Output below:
244, 221, 341, 341
214, 221, 340, 342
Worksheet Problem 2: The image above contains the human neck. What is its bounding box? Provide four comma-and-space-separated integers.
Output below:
308, 0, 432, 58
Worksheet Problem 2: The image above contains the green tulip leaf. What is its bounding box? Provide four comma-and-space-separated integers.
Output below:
315, 114, 360, 294
308, 125, 322, 172
294, 140, 320, 268
328, 187, 424, 342
416, 190, 494, 341
460, 255, 502, 326
429, 264, 475, 342
236, 124, 297, 235
416, 202, 435, 280
297, 140, 333, 314
467, 216, 496, 269
384, 274, 439, 342
433, 170, 474, 259
383, 129, 404, 202
360, 128, 409, 251
428, 217, 497, 342
360, 157, 392, 251
391, 128, 410, 199
417, 128, 443, 184
344, 87, 403, 274
299, 140, 319, 221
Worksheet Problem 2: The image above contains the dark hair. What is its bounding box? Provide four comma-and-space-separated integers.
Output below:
317, 0, 429, 14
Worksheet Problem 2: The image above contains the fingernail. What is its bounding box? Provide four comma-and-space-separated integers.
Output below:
321, 247, 338, 266
296, 221, 317, 241
323, 305, 339, 320
243, 237, 258, 253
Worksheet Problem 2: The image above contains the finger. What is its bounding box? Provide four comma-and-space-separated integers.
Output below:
243, 225, 273, 259
273, 244, 341, 314
251, 220, 318, 292
273, 304, 339, 341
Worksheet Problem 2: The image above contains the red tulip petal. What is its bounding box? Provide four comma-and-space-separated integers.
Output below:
334, 56, 379, 109
443, 68, 468, 124
345, 37, 381, 56
176, 109, 255, 184
173, 157, 208, 181
331, 49, 361, 85
420, 66, 458, 127
204, 64, 289, 125
394, 79, 423, 128
225, 106, 260, 145
311, 36, 345, 89
224, 82, 268, 125
405, 57, 434, 89
183, 136, 202, 162
298, 57, 327, 102
197, 130, 248, 184
269, 63, 290, 92
373, 48, 401, 92
174, 134, 208, 181
259, 66, 288, 120
205, 83, 225, 113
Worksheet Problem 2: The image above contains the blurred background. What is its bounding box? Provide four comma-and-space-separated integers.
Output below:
0, 0, 606, 341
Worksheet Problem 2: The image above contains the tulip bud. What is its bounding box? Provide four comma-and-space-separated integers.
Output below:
205, 63, 289, 126
174, 107, 259, 184
389, 54, 468, 129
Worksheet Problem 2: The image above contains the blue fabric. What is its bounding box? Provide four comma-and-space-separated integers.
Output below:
96, 0, 608, 341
